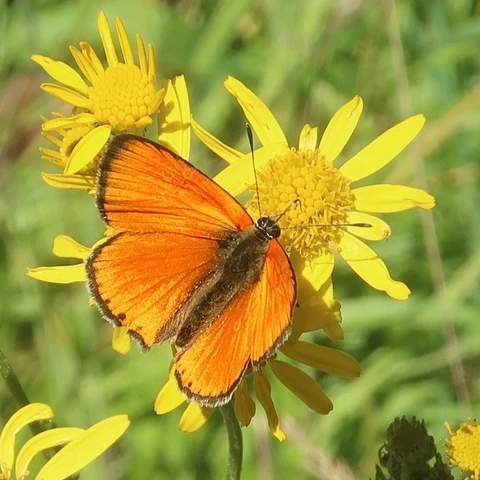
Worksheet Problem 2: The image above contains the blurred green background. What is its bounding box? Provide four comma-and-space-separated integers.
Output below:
1, 0, 480, 478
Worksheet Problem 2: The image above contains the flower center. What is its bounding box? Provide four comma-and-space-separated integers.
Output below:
246, 148, 354, 260
87, 64, 155, 132
446, 419, 480, 475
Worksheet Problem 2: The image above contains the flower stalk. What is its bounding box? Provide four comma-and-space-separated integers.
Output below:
220, 401, 243, 480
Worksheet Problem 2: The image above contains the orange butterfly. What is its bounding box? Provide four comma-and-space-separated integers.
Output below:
86, 134, 297, 406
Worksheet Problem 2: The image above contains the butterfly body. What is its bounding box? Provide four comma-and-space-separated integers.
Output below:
87, 134, 296, 406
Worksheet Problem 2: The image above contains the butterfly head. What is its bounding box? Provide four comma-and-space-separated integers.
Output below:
255, 217, 281, 240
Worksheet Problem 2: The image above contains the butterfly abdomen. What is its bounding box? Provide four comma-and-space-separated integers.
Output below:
174, 225, 272, 349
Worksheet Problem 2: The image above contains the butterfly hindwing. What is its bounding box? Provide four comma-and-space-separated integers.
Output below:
174, 239, 296, 406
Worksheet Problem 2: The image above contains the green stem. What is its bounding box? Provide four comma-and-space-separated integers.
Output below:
0, 348, 55, 459
219, 401, 243, 480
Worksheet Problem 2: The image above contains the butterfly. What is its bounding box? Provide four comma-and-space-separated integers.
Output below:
86, 134, 297, 407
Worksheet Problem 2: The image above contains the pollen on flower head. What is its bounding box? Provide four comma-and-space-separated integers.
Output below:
445, 418, 480, 479
246, 147, 355, 261
87, 64, 155, 132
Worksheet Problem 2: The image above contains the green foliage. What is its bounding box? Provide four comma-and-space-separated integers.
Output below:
1, 0, 479, 478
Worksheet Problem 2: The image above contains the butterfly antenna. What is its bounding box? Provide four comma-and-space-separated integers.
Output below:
246, 123, 262, 217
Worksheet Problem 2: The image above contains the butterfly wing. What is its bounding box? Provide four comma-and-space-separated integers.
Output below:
87, 134, 253, 348
174, 240, 296, 406
97, 134, 252, 236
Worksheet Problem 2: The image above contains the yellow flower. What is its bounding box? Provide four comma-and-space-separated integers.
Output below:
28, 76, 190, 353
446, 418, 480, 480
154, 284, 360, 442
0, 403, 129, 479
192, 76, 436, 300
32, 11, 166, 181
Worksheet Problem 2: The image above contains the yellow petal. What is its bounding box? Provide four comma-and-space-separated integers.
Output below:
154, 377, 185, 414
27, 265, 85, 284
302, 250, 335, 291
64, 125, 111, 174
148, 87, 166, 116
112, 326, 131, 355
290, 297, 343, 343
79, 42, 104, 74
191, 116, 243, 165
281, 342, 361, 377
269, 360, 333, 415
148, 44, 156, 80
15, 428, 84, 480
178, 404, 214, 433
340, 114, 426, 182
319, 96, 363, 164
224, 76, 287, 146
352, 184, 436, 213
41, 84, 88, 109
52, 235, 90, 259
234, 378, 256, 427
298, 124, 318, 151
31, 55, 88, 95
252, 371, 285, 441
97, 12, 118, 68
158, 76, 191, 160
41, 172, 95, 190
69, 46, 97, 84
36, 415, 130, 480
41, 132, 62, 148
133, 116, 153, 130
338, 231, 411, 299
114, 16, 134, 65
0, 403, 54, 473
345, 212, 391, 241
136, 34, 147, 75
42, 113, 96, 132
213, 142, 289, 196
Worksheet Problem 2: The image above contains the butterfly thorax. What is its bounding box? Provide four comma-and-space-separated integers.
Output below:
167, 223, 280, 350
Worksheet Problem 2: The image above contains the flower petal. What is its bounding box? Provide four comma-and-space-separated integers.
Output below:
178, 404, 214, 433
64, 125, 111, 174
224, 76, 287, 146
281, 342, 361, 378
269, 360, 333, 415
27, 265, 86, 284
136, 34, 147, 75
52, 235, 90, 259
148, 87, 166, 116
36, 415, 130, 480
42, 114, 96, 132
41, 84, 88, 109
345, 212, 391, 241
158, 76, 191, 160
69, 46, 97, 84
213, 142, 289, 196
0, 403, 54, 472
154, 377, 186, 414
340, 114, 426, 182
112, 326, 131, 355
338, 231, 410, 299
41, 172, 95, 190
234, 378, 256, 427
15, 428, 84, 480
352, 184, 436, 213
253, 371, 285, 441
191, 116, 243, 165
97, 12, 118, 68
114, 16, 134, 65
298, 124, 318, 152
290, 295, 343, 343
79, 42, 104, 74
319, 96, 363, 164
148, 44, 156, 80
31, 55, 88, 95
302, 250, 335, 291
